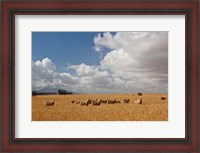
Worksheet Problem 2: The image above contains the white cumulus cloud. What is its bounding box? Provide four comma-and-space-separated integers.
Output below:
95, 32, 168, 93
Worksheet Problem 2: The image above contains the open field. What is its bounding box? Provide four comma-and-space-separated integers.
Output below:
32, 94, 168, 121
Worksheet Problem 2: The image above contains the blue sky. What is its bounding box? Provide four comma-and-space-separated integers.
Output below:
32, 32, 168, 93
32, 32, 102, 72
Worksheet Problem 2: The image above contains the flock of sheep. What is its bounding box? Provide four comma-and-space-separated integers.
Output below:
44, 97, 143, 106
71, 98, 142, 106
44, 94, 167, 107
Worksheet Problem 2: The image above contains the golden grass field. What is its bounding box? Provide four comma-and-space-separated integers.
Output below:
32, 94, 168, 121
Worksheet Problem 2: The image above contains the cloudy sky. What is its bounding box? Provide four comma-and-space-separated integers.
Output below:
32, 32, 168, 94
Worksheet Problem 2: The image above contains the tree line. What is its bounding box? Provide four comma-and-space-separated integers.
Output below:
32, 89, 73, 96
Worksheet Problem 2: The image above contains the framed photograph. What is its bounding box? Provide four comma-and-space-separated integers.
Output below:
1, 0, 199, 152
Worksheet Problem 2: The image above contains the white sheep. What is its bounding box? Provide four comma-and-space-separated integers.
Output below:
93, 99, 101, 106
81, 99, 90, 106
134, 98, 142, 104
45, 99, 55, 106
124, 99, 130, 103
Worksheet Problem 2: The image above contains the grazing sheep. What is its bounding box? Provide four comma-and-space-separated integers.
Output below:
108, 99, 115, 104
87, 99, 93, 105
115, 100, 121, 103
113, 98, 120, 103
93, 99, 101, 106
161, 97, 167, 100
101, 99, 107, 104
107, 99, 111, 104
97, 99, 103, 105
74, 101, 80, 104
98, 99, 103, 103
107, 100, 110, 104
124, 99, 130, 103
81, 99, 90, 106
134, 98, 142, 104
45, 99, 55, 106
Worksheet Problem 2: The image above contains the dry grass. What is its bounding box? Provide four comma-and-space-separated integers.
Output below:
32, 94, 168, 121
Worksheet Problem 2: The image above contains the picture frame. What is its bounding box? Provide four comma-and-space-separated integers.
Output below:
0, 0, 199, 152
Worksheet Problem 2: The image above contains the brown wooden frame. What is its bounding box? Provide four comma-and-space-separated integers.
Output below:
0, 0, 199, 152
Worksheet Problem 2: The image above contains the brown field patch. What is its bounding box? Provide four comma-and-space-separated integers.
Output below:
32, 94, 168, 121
